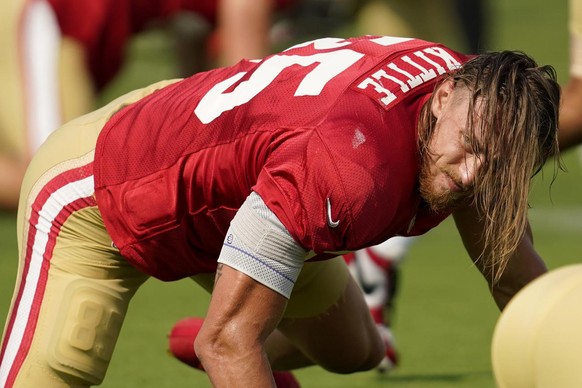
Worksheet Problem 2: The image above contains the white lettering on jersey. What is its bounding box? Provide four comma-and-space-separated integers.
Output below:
355, 46, 461, 109
195, 39, 364, 124
284, 37, 354, 51
370, 36, 414, 46
194, 36, 460, 124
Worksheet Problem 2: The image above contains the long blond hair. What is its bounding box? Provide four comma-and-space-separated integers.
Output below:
418, 51, 561, 281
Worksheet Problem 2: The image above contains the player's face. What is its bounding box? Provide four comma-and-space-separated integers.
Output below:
419, 81, 484, 212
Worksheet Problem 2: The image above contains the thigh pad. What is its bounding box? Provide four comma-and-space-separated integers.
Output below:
45, 279, 126, 385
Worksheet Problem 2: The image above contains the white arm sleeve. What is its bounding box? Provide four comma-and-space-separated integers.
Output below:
217, 191, 306, 298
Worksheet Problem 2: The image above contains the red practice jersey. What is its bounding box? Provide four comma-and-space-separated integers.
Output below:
94, 36, 469, 280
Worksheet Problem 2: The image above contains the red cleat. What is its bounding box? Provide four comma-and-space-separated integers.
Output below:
168, 317, 300, 387
272, 371, 301, 388
168, 317, 205, 370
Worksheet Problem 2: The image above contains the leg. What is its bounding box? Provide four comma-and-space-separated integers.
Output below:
0, 0, 95, 211
344, 236, 417, 371
0, 0, 46, 210
354, 0, 463, 50
454, 0, 488, 52
560, 0, 582, 152
1, 92, 151, 387
173, 258, 384, 374
354, 237, 416, 324
58, 36, 96, 125
169, 259, 383, 376
1, 189, 148, 387
1, 143, 150, 387
167, 259, 381, 383
273, 256, 384, 373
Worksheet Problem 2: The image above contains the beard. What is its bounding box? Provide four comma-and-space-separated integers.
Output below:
418, 156, 470, 214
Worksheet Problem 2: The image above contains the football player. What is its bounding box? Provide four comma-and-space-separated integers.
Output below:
1, 35, 559, 387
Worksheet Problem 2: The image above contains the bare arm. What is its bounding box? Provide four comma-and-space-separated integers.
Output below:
558, 77, 582, 152
217, 0, 274, 66
195, 263, 287, 387
453, 204, 547, 310
195, 192, 305, 386
0, 153, 27, 211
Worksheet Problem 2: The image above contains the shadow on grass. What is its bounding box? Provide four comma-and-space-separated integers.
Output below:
375, 370, 492, 384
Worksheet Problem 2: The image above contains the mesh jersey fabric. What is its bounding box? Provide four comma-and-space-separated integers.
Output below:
94, 36, 466, 280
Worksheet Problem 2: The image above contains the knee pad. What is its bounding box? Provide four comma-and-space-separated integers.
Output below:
44, 279, 126, 385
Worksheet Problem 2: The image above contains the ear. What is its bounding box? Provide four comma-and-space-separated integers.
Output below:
431, 79, 455, 119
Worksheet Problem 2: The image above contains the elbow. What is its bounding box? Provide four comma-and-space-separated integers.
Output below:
194, 326, 231, 370
194, 321, 256, 371
492, 266, 547, 310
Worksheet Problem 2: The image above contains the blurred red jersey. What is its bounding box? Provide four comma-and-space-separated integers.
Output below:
46, 0, 295, 89
94, 36, 469, 280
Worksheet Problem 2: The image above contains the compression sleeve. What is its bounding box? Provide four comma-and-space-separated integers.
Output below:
217, 191, 306, 298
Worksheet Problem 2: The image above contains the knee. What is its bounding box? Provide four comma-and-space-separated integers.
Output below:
318, 333, 385, 374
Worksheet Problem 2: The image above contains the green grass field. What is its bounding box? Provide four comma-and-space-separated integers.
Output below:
1, 0, 580, 387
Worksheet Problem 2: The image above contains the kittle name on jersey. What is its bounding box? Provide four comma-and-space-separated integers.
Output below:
353, 46, 461, 109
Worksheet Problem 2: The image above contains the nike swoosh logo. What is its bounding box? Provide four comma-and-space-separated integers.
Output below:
326, 198, 340, 228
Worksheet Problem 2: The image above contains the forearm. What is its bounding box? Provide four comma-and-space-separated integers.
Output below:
453, 207, 547, 310
195, 264, 288, 387
489, 240, 547, 310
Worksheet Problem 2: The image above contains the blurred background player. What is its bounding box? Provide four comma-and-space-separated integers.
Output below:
352, 0, 488, 53
0, 0, 296, 211
559, 0, 582, 152
342, 236, 417, 371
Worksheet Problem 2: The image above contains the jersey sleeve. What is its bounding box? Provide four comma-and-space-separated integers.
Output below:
253, 95, 423, 255
253, 128, 352, 255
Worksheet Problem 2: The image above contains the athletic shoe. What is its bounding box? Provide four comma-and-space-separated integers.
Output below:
168, 317, 300, 387
376, 324, 399, 373
168, 317, 205, 370
272, 371, 301, 388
